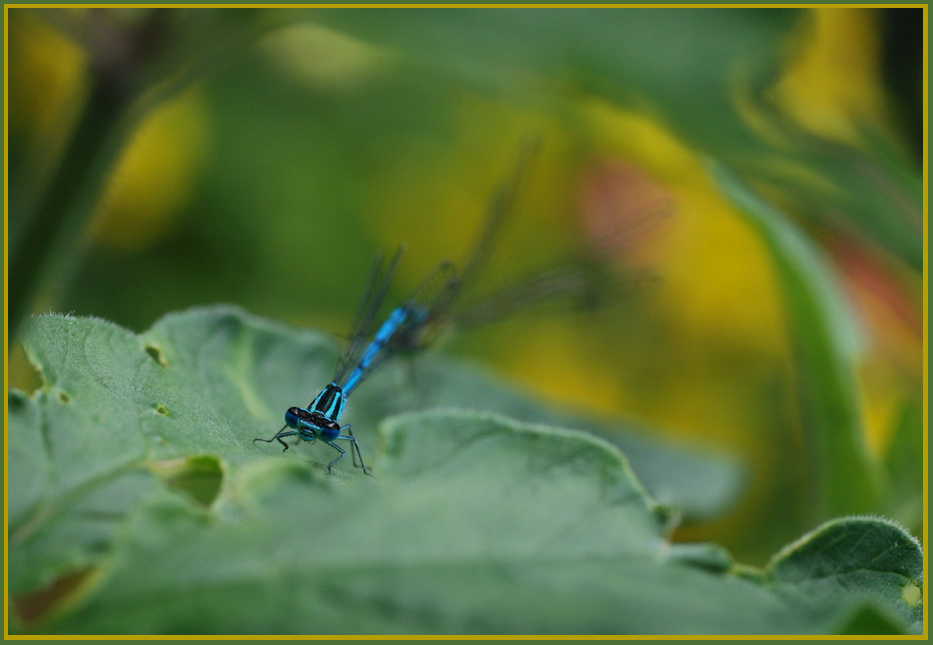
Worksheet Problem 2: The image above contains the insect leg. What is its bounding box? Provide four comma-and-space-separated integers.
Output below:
254, 425, 299, 452
339, 424, 370, 475
323, 440, 347, 474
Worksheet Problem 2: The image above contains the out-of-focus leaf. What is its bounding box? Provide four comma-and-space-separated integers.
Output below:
397, 355, 745, 521
9, 8, 276, 333
302, 7, 793, 151
293, 8, 919, 266
713, 164, 879, 517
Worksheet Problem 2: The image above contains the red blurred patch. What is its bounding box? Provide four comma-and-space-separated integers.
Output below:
577, 160, 674, 263
13, 568, 92, 628
827, 232, 922, 372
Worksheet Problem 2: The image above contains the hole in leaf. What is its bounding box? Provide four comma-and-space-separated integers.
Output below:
144, 343, 168, 367
9, 342, 43, 393
9, 390, 28, 412
153, 403, 169, 416
148, 455, 223, 507
13, 568, 93, 627
56, 390, 71, 404
902, 581, 921, 606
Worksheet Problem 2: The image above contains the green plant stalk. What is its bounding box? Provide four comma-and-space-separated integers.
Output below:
7, 8, 182, 339
7, 9, 289, 340
9, 71, 136, 339
713, 164, 880, 518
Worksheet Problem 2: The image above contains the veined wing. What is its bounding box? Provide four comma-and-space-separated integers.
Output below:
453, 163, 673, 330
456, 133, 541, 291
388, 135, 542, 355
338, 260, 458, 395
331, 247, 404, 389
377, 259, 460, 364
453, 261, 659, 330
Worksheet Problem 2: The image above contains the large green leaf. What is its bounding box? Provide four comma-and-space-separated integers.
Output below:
380, 355, 745, 522
8, 307, 733, 594
9, 308, 921, 634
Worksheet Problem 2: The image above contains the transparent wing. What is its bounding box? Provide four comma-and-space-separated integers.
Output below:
405, 259, 459, 325
371, 259, 460, 363
453, 261, 659, 330
343, 260, 459, 395
456, 133, 541, 291
453, 157, 673, 331
332, 247, 404, 385
385, 135, 541, 355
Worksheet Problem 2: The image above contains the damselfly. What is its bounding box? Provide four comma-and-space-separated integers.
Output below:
255, 137, 660, 473
252, 248, 462, 473
253, 248, 402, 473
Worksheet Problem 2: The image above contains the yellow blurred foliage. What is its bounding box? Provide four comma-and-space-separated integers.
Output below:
257, 21, 394, 91
89, 87, 209, 250
10, 11, 209, 252
365, 108, 575, 286
577, 95, 919, 462
581, 100, 788, 358
770, 8, 887, 145
9, 10, 87, 160
857, 357, 911, 458
499, 320, 624, 417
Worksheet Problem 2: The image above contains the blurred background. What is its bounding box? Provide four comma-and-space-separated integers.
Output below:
7, 7, 924, 563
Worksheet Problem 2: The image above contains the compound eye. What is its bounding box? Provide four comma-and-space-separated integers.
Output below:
284, 407, 302, 428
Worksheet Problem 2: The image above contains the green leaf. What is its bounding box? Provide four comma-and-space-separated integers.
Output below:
383, 355, 745, 522
8, 306, 730, 597
766, 516, 923, 635
9, 308, 920, 634
713, 164, 880, 517
834, 604, 921, 636
31, 416, 923, 635
8, 390, 47, 529
666, 542, 734, 574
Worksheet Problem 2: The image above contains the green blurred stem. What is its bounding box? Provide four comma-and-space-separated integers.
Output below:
9, 73, 133, 338
713, 164, 880, 518
9, 10, 176, 339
